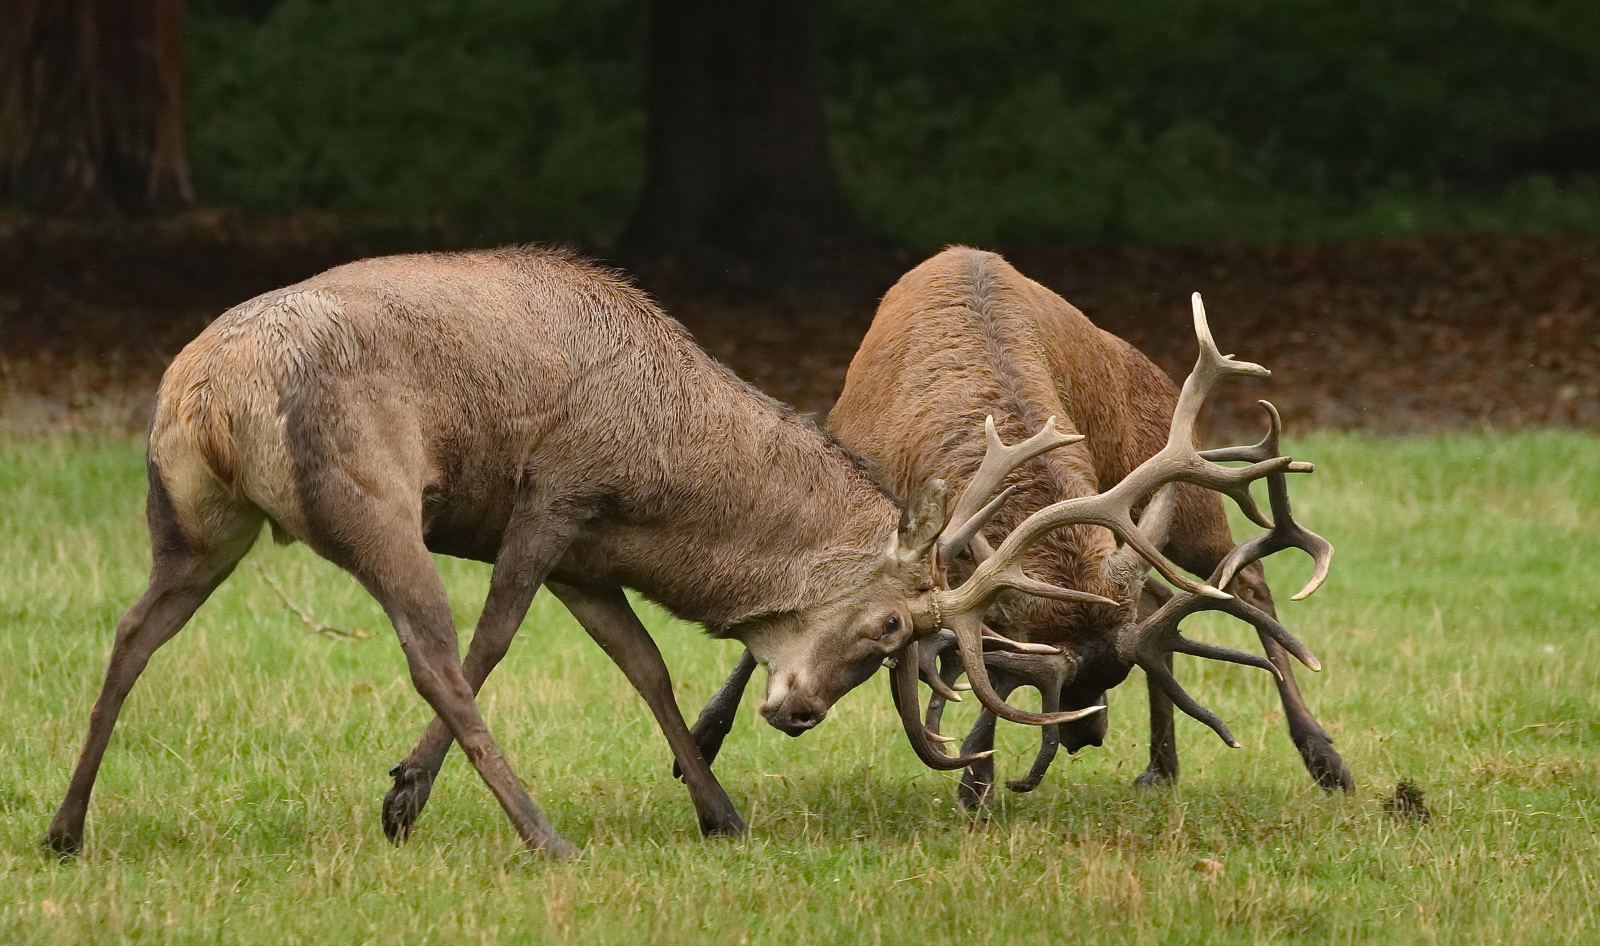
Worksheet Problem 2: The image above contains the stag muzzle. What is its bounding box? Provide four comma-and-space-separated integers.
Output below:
757, 655, 883, 736
759, 686, 829, 736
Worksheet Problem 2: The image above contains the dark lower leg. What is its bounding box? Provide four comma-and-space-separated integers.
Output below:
1261, 634, 1353, 791
957, 673, 1020, 809
384, 513, 568, 841
676, 649, 757, 780
550, 583, 744, 837
382, 624, 526, 842
399, 626, 577, 857
1134, 655, 1179, 787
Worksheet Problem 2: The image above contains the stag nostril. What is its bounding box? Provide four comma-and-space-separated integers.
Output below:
787, 705, 823, 732
762, 698, 826, 737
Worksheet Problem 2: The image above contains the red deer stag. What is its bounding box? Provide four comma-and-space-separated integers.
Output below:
687, 247, 1349, 803
47, 246, 1118, 859
841, 247, 1348, 801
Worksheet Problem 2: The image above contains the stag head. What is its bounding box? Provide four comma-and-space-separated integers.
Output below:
736, 480, 948, 735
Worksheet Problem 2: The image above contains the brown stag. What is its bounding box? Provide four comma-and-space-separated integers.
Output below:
46, 246, 1114, 859
687, 247, 1349, 803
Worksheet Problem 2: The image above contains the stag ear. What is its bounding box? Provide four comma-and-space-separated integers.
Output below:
894, 478, 948, 567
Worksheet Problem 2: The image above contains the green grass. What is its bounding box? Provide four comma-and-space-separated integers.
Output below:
2, 431, 1596, 944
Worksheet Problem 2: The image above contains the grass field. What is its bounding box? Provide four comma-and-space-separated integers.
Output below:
1, 430, 1596, 944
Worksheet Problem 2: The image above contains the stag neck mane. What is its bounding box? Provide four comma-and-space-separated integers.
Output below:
598, 395, 905, 632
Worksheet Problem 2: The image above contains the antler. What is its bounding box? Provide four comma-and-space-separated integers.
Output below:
936, 417, 1082, 564
1117, 566, 1320, 746
887, 640, 997, 770
1204, 401, 1334, 600
924, 293, 1316, 728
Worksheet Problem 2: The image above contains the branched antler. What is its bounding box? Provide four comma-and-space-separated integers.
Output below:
921, 293, 1314, 728
936, 417, 1082, 565
888, 640, 996, 770
1117, 572, 1318, 746
1205, 401, 1334, 600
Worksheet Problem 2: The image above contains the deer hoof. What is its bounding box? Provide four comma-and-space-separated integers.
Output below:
699, 808, 747, 838
957, 774, 995, 810
43, 830, 82, 859
1296, 736, 1354, 792
382, 764, 435, 843
1005, 776, 1045, 794
1132, 767, 1177, 789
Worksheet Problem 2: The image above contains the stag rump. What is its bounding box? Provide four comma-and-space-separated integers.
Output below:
688, 247, 1350, 802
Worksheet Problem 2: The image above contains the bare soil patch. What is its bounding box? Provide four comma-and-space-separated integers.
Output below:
3, 215, 1596, 434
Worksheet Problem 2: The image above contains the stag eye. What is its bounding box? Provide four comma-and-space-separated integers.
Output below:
876, 614, 902, 640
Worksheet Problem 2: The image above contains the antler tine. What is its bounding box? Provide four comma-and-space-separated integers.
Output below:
888, 641, 995, 770
1178, 293, 1271, 437
1200, 399, 1284, 464
943, 611, 1107, 727
937, 415, 1083, 562
1208, 402, 1335, 599
1120, 593, 1262, 747
979, 649, 1076, 794
916, 629, 965, 703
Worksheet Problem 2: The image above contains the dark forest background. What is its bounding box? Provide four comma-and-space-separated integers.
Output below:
9, 1, 1599, 248
178, 0, 1598, 246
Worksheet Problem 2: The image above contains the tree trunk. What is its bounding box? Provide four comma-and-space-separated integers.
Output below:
0, 0, 193, 214
619, 0, 886, 294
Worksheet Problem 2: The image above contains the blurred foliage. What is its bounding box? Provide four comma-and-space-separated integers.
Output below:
185, 0, 1600, 246
186, 0, 645, 243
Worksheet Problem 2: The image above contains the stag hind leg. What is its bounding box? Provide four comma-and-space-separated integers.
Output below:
1155, 511, 1353, 792
46, 463, 263, 855
383, 502, 584, 842
547, 582, 745, 837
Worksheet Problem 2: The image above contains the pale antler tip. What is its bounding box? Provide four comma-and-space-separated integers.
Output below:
1191, 292, 1212, 339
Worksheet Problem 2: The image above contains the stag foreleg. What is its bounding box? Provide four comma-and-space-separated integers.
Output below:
674, 649, 758, 779
955, 670, 1023, 809
340, 503, 579, 858
548, 582, 746, 838
1233, 564, 1352, 792
1135, 653, 1180, 788
1133, 582, 1180, 787
383, 506, 581, 842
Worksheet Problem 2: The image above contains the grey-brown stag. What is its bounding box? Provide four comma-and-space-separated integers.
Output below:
46, 246, 1096, 859
686, 248, 1349, 803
